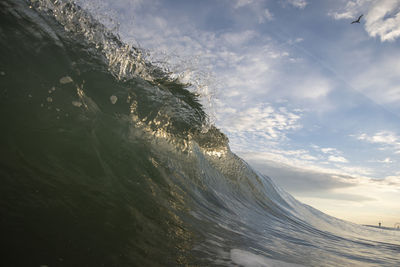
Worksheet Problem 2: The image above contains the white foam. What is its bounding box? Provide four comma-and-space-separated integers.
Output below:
230, 249, 304, 267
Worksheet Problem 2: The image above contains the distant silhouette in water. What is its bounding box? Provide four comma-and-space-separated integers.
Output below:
351, 14, 363, 24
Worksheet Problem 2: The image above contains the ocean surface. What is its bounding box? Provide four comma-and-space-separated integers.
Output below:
0, 0, 399, 266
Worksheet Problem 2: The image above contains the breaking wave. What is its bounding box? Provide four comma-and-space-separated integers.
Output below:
0, 0, 399, 266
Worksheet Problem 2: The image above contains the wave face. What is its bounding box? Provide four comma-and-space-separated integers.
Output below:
0, 1, 399, 266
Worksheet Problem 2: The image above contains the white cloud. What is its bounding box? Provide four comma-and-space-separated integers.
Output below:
214, 43, 295, 104
287, 37, 304, 45
260, 8, 274, 22
217, 104, 302, 145
287, 0, 308, 9
328, 155, 349, 163
221, 30, 257, 46
311, 146, 351, 164
321, 147, 339, 154
329, 0, 400, 41
272, 148, 317, 160
379, 157, 393, 163
292, 76, 332, 99
365, 0, 400, 41
329, 0, 369, 20
356, 131, 400, 154
234, 0, 254, 9
242, 146, 375, 181
368, 157, 395, 164
232, 0, 276, 25
339, 165, 372, 176
384, 174, 400, 185
357, 131, 399, 145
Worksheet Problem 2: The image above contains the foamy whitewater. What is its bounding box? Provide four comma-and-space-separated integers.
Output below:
0, 0, 399, 266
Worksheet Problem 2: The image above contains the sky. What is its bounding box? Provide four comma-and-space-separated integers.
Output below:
78, 0, 400, 226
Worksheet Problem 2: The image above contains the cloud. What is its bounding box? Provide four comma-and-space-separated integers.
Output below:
216, 104, 302, 152
357, 131, 400, 144
356, 131, 400, 155
350, 54, 400, 105
290, 75, 332, 100
311, 146, 349, 163
328, 155, 348, 163
260, 8, 274, 22
221, 30, 257, 46
247, 159, 355, 193
339, 166, 372, 176
213, 41, 298, 105
245, 157, 379, 204
231, 0, 276, 25
365, 0, 400, 41
287, 37, 304, 45
286, 0, 308, 9
282, 0, 308, 9
384, 174, 400, 186
357, 131, 398, 144
306, 192, 375, 202
329, 0, 369, 20
368, 157, 395, 164
377, 157, 393, 163
271, 148, 318, 161
234, 0, 254, 9
329, 0, 400, 41
321, 147, 339, 154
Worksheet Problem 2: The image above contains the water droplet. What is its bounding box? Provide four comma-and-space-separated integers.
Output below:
72, 101, 82, 107
59, 76, 73, 84
110, 95, 118, 104
46, 97, 53, 102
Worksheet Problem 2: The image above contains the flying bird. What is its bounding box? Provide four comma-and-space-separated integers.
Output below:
351, 14, 363, 24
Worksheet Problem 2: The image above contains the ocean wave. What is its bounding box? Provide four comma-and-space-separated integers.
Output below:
1, 0, 399, 266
